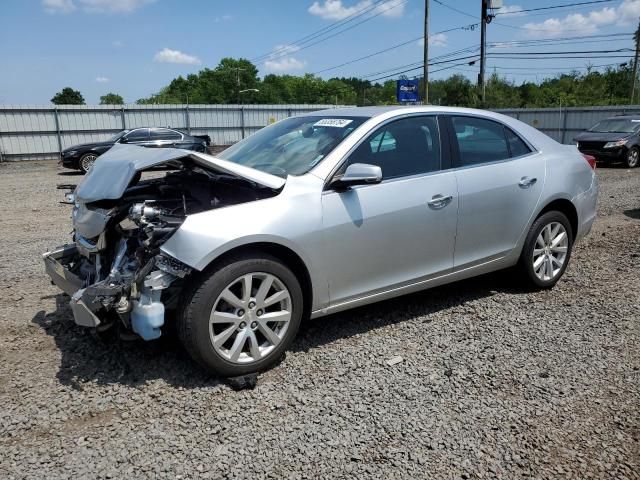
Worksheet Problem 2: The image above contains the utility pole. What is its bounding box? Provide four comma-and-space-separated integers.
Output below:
234, 67, 246, 104
423, 0, 429, 104
631, 19, 640, 104
479, 0, 488, 103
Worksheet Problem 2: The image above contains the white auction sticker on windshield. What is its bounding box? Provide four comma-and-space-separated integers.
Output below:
314, 118, 353, 128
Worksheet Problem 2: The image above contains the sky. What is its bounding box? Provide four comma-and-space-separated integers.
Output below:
1, 0, 639, 104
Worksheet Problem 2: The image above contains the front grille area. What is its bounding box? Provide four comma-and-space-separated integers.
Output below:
578, 141, 607, 151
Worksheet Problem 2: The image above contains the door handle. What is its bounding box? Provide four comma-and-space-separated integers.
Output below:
427, 194, 453, 209
519, 176, 537, 188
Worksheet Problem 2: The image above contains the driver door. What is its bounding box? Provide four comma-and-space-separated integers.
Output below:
321, 115, 458, 306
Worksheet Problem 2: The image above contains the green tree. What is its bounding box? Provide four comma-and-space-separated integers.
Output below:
99, 93, 124, 104
442, 74, 476, 107
51, 87, 85, 105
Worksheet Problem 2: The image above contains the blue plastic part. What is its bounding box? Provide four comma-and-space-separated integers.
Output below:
131, 290, 164, 341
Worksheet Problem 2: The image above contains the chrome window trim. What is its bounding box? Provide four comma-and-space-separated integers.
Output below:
323, 112, 444, 190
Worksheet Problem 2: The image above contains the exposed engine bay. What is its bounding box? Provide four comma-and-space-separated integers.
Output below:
44, 146, 282, 340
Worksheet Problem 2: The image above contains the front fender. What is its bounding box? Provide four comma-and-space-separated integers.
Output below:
160, 174, 329, 310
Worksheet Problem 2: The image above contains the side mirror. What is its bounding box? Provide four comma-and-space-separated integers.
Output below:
330, 163, 382, 190
119, 136, 128, 144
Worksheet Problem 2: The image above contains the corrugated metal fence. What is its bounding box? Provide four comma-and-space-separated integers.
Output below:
0, 104, 341, 161
2, 104, 640, 161
496, 105, 640, 144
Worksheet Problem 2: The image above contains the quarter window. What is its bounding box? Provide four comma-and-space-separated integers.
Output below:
505, 127, 532, 157
345, 116, 441, 179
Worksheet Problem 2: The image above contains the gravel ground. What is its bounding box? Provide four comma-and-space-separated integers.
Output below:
0, 160, 638, 479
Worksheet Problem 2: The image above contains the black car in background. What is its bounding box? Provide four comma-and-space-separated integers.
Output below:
575, 116, 640, 168
60, 127, 211, 173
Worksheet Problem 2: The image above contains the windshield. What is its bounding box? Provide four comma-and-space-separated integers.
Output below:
109, 130, 128, 142
589, 119, 640, 133
217, 115, 367, 177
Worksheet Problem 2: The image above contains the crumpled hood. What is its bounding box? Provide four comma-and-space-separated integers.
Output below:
75, 144, 286, 203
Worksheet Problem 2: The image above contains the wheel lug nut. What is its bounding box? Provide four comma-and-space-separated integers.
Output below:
239, 321, 246, 329
256, 309, 263, 316
237, 309, 245, 317
248, 301, 256, 309
251, 322, 257, 329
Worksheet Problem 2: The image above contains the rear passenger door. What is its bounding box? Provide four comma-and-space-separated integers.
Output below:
447, 115, 545, 268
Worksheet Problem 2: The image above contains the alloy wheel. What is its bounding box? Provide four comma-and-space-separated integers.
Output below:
209, 272, 292, 364
532, 222, 568, 281
627, 149, 639, 168
80, 154, 97, 173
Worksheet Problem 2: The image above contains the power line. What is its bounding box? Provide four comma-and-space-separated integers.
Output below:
488, 48, 633, 55
251, 0, 390, 62
494, 0, 616, 16
432, 0, 477, 19
253, 0, 409, 64
311, 22, 478, 75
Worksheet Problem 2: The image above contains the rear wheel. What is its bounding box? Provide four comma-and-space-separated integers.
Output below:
79, 153, 98, 173
517, 211, 573, 289
625, 146, 639, 168
178, 254, 303, 377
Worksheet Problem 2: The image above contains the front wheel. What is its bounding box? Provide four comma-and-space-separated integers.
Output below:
625, 146, 639, 168
178, 254, 303, 377
517, 211, 573, 289
79, 153, 98, 173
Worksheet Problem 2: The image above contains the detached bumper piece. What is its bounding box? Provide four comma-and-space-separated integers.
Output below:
43, 244, 101, 327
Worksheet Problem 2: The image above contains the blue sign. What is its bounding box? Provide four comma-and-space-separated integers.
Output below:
397, 79, 420, 103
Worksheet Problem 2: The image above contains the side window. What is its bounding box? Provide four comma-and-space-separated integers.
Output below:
346, 116, 441, 180
451, 116, 509, 166
151, 128, 182, 141
125, 128, 149, 142
505, 127, 532, 157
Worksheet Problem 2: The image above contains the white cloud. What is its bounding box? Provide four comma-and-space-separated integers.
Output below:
497, 4, 524, 17
42, 0, 75, 13
154, 48, 202, 65
95, 76, 110, 83
112, 40, 124, 48
263, 45, 306, 73
522, 0, 639, 38
42, 0, 155, 14
308, 0, 405, 21
214, 14, 232, 22
264, 57, 307, 73
616, 0, 640, 24
417, 33, 448, 47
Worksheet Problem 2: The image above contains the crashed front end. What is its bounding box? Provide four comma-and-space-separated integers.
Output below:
43, 144, 282, 340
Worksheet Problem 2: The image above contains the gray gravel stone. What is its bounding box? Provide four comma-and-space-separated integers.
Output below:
0, 161, 638, 479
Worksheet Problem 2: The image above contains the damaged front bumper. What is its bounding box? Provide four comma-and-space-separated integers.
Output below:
43, 243, 189, 339
43, 244, 101, 327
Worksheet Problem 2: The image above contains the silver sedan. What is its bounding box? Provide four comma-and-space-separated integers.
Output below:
44, 106, 598, 376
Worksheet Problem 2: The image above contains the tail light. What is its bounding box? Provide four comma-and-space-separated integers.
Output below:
582, 153, 596, 170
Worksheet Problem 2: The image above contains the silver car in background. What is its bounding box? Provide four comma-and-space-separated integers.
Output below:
44, 106, 598, 376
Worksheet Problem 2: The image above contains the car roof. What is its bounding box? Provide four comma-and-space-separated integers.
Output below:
307, 105, 521, 119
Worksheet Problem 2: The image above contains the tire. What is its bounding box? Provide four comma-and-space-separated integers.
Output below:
625, 146, 639, 168
79, 153, 98, 173
517, 211, 573, 289
178, 253, 304, 377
